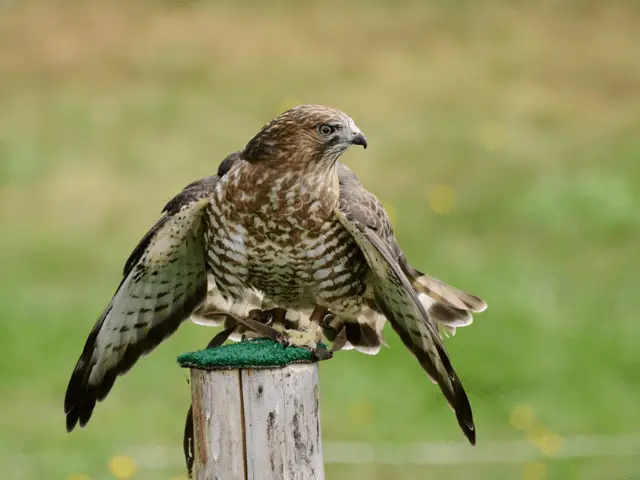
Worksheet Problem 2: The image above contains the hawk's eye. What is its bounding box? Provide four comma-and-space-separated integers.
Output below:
318, 124, 335, 136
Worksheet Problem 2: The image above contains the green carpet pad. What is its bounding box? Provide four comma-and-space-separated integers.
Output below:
178, 338, 328, 370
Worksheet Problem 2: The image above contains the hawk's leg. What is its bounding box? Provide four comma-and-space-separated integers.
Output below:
272, 306, 332, 361
247, 308, 274, 326
310, 306, 328, 323
322, 313, 348, 352
229, 309, 282, 342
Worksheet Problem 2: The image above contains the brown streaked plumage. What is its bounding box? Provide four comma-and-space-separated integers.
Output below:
64, 104, 487, 445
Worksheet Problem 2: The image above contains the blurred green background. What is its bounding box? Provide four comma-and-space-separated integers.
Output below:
1, 1, 639, 479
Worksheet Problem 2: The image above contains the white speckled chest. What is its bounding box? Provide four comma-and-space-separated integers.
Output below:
204, 164, 368, 317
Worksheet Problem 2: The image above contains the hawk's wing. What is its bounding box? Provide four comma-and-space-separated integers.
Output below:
337, 164, 486, 337
335, 165, 476, 444
64, 175, 220, 432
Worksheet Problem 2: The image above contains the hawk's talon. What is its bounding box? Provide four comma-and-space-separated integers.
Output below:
310, 347, 333, 361
320, 313, 335, 328
274, 326, 320, 350
275, 332, 290, 348
319, 313, 347, 352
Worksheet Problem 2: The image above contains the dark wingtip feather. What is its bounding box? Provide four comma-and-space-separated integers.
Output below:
436, 342, 476, 445
460, 420, 476, 445
452, 379, 476, 445
65, 412, 78, 432
64, 313, 105, 433
64, 363, 98, 433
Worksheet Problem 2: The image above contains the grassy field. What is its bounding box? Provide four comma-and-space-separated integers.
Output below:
1, 1, 639, 479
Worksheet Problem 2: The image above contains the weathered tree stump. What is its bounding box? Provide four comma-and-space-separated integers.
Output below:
179, 339, 326, 480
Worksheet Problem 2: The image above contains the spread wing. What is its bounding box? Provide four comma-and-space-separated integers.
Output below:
64, 175, 220, 432
335, 164, 476, 444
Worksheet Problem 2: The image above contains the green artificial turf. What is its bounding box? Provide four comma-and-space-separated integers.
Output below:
178, 339, 326, 370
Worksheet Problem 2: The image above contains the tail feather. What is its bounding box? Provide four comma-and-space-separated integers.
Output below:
417, 291, 474, 336
413, 273, 487, 313
398, 258, 486, 336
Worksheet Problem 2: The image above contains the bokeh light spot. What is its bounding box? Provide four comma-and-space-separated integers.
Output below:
108, 455, 137, 479
349, 400, 374, 425
525, 424, 564, 456
510, 404, 535, 430
428, 185, 456, 214
477, 121, 507, 151
539, 432, 564, 457
522, 461, 546, 480
67, 474, 91, 480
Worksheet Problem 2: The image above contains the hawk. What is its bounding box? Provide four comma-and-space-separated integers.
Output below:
65, 105, 486, 444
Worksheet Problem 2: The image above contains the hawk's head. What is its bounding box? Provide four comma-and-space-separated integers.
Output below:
243, 104, 367, 165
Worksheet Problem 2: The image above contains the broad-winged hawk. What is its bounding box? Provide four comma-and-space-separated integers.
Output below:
65, 105, 486, 444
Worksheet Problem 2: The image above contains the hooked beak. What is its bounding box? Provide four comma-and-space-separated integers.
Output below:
351, 131, 368, 149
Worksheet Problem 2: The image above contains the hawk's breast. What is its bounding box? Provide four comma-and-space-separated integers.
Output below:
206, 165, 368, 315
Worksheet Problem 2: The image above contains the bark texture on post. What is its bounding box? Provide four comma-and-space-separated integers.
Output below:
181, 340, 325, 480
191, 369, 247, 479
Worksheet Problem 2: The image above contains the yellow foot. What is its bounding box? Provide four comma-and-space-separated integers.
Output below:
273, 323, 331, 361
281, 328, 318, 349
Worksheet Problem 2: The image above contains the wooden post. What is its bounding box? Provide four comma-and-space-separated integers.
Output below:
179, 339, 326, 480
